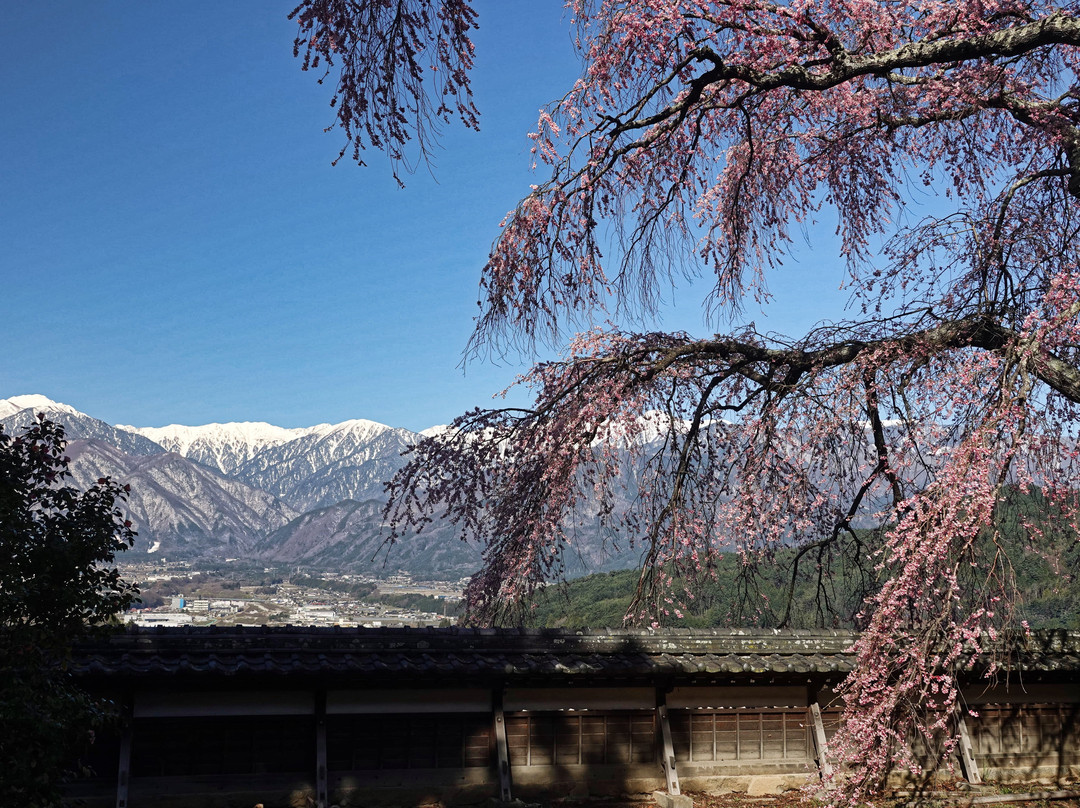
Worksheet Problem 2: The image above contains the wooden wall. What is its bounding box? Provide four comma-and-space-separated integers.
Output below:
67, 682, 1080, 807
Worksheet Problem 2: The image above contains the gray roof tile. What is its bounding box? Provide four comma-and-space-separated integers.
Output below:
68, 626, 1079, 685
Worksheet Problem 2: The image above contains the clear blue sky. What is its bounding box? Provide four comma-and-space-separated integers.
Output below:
1, 2, 850, 432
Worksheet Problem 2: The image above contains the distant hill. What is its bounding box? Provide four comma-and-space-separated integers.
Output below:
523, 487, 1080, 630
257, 499, 480, 579
63, 439, 299, 556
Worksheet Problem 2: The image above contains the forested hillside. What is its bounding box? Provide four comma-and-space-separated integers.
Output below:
521, 488, 1080, 630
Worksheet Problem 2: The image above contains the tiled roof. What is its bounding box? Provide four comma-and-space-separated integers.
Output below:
69, 627, 1080, 684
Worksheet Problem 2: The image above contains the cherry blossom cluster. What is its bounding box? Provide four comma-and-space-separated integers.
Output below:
379, 1, 1080, 801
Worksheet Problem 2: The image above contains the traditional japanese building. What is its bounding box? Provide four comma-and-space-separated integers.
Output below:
68, 627, 1080, 807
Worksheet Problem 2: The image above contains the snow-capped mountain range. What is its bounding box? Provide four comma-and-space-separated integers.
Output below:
0, 394, 644, 578
0, 394, 473, 575
118, 416, 419, 510
119, 420, 317, 474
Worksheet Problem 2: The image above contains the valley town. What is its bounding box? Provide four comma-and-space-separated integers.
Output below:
121, 558, 466, 628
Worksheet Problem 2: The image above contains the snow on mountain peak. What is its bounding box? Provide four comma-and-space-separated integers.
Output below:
0, 394, 81, 419
117, 420, 322, 475
121, 421, 313, 452
308, 418, 393, 439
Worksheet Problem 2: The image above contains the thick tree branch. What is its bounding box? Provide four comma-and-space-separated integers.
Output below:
688, 13, 1080, 94
634, 314, 1080, 404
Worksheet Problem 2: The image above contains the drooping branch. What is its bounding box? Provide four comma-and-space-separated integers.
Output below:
389, 296, 1080, 628
290, 0, 479, 183
476, 4, 1080, 348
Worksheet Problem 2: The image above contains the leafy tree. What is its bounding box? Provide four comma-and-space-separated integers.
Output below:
0, 416, 138, 806
295, 0, 1080, 800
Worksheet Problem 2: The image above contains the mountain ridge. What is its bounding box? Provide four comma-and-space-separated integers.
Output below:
0, 394, 646, 580
118, 420, 322, 474
1, 394, 426, 569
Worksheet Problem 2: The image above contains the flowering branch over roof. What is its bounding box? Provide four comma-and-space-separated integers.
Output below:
299, 0, 1080, 801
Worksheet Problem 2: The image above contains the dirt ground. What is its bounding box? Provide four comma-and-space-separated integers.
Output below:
536, 783, 1080, 808
538, 789, 1080, 808
682, 790, 1080, 808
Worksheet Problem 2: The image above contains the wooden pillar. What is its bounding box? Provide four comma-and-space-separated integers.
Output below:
809, 701, 833, 780
955, 703, 982, 785
656, 689, 681, 796
493, 689, 512, 802
315, 690, 329, 808
115, 697, 133, 808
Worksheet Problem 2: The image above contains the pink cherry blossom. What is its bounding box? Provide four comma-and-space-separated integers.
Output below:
307, 1, 1080, 802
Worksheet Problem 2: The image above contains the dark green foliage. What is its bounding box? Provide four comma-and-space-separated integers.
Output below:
523, 487, 1080, 629
520, 561, 815, 629
991, 487, 1080, 630
522, 571, 636, 628
0, 416, 138, 806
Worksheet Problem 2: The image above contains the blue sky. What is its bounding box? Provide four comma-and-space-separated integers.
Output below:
1, 2, 851, 432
